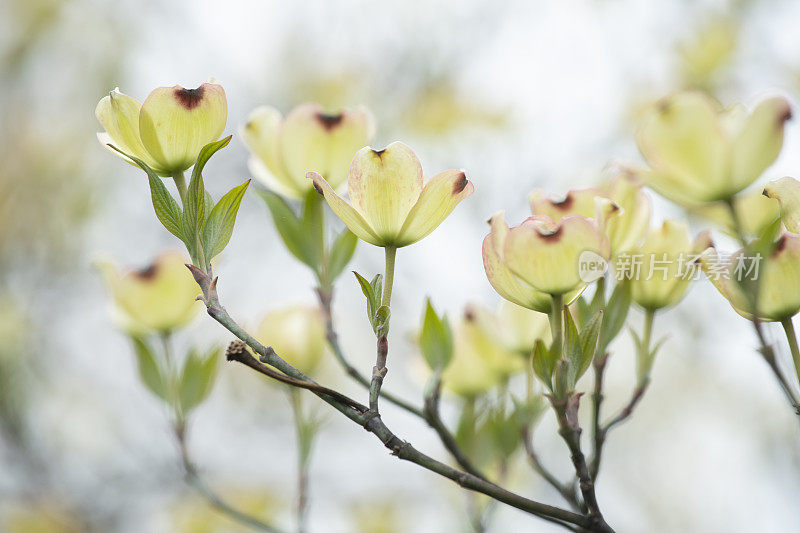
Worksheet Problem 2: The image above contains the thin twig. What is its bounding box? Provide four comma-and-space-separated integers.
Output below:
588, 354, 608, 481
423, 378, 488, 481
175, 426, 284, 533
187, 266, 595, 531
551, 394, 614, 533
316, 288, 424, 417
522, 425, 582, 511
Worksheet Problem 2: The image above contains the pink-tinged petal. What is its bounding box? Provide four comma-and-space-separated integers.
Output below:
504, 215, 605, 295
482, 212, 553, 312
307, 171, 382, 246
395, 169, 474, 247
348, 141, 423, 241
529, 187, 606, 220
139, 82, 227, 173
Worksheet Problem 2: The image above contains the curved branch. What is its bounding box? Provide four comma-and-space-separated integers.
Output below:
187, 267, 594, 530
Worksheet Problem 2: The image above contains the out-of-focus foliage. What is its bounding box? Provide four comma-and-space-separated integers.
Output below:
170, 489, 282, 533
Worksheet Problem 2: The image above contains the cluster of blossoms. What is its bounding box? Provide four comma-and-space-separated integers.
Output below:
94, 78, 800, 532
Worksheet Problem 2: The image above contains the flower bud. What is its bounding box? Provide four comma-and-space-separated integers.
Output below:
241, 103, 375, 198
309, 141, 474, 247
627, 221, 711, 310
635, 92, 790, 204
256, 307, 326, 376
96, 252, 201, 334
700, 234, 800, 321
96, 82, 227, 175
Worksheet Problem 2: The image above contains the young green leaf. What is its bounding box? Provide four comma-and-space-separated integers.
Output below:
256, 189, 316, 268
552, 359, 572, 400
301, 189, 325, 270
202, 180, 251, 260
532, 340, 553, 391
563, 308, 582, 382
130, 336, 169, 402
192, 136, 232, 183
327, 230, 358, 281
577, 310, 603, 379
599, 280, 632, 353
178, 346, 219, 413
375, 305, 391, 337
419, 299, 454, 371
354, 272, 382, 331
109, 145, 184, 242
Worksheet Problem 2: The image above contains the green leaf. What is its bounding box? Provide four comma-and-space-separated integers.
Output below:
552, 359, 572, 400
532, 340, 553, 391
192, 136, 231, 183
130, 336, 168, 402
178, 346, 219, 413
109, 145, 184, 242
598, 280, 631, 353
202, 180, 251, 261
563, 308, 581, 383
375, 305, 391, 337
577, 310, 603, 380
354, 271, 382, 331
301, 189, 325, 270
327, 230, 358, 281
256, 189, 316, 269
419, 299, 454, 371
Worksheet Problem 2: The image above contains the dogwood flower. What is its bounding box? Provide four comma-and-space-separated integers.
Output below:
309, 141, 474, 247
502, 215, 608, 296
700, 234, 800, 321
241, 103, 374, 198
96, 81, 227, 175
636, 91, 790, 204
96, 252, 201, 334
627, 221, 711, 311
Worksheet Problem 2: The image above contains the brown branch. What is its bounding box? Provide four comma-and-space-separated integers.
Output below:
551, 394, 614, 533
187, 266, 595, 531
521, 424, 582, 511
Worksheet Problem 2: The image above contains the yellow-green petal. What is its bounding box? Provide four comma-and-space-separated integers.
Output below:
280, 103, 375, 195
529, 187, 605, 220
139, 82, 227, 173
241, 106, 298, 196
348, 142, 423, 242
482, 212, 552, 312
95, 89, 167, 173
504, 215, 605, 296
256, 307, 326, 376
637, 92, 728, 203
395, 169, 474, 247
764, 176, 800, 234
308, 171, 382, 246
730, 96, 791, 192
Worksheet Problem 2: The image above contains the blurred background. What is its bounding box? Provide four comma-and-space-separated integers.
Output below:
1, 0, 800, 531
